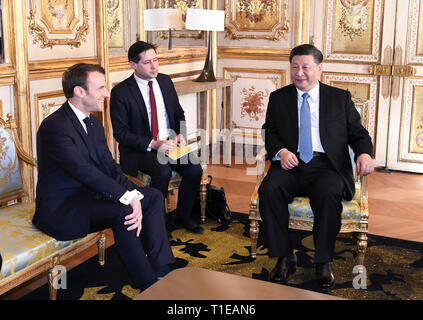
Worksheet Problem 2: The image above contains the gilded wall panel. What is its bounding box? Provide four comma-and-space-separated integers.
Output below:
33, 90, 66, 129
408, 0, 423, 64
324, 0, 383, 63
323, 72, 377, 143
27, 0, 96, 61
225, 0, 289, 41
401, 78, 423, 161
224, 67, 285, 142
107, 0, 125, 49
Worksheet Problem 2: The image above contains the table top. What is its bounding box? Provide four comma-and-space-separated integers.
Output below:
174, 78, 234, 96
134, 267, 344, 300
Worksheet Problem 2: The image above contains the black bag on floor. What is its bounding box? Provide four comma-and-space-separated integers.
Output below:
192, 175, 232, 224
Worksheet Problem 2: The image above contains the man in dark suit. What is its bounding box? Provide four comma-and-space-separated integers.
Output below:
259, 44, 374, 290
32, 63, 175, 292
110, 41, 203, 236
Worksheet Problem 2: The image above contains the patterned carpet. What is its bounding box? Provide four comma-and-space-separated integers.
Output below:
22, 213, 423, 300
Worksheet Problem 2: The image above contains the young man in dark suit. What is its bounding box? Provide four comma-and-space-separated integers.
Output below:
110, 41, 203, 236
259, 44, 374, 290
32, 63, 175, 292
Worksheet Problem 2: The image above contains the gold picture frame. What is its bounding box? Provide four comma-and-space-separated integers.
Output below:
225, 0, 289, 41
28, 0, 89, 49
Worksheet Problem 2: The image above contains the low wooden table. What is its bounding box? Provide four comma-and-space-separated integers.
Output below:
134, 267, 343, 300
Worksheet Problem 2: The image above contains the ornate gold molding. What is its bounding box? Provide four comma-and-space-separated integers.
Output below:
28, 0, 89, 49
34, 90, 65, 129
28, 57, 99, 80
218, 46, 291, 60
225, 0, 290, 41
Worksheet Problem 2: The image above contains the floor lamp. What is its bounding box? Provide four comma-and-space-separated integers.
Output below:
144, 8, 183, 50
185, 8, 225, 82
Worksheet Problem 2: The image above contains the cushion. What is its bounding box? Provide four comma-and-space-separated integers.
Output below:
0, 202, 90, 282
288, 197, 361, 222
136, 170, 182, 187
0, 126, 24, 203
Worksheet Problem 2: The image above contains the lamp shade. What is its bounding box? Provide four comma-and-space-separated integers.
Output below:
185, 8, 225, 31
144, 8, 183, 30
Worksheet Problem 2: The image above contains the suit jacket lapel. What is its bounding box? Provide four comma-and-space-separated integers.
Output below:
318, 82, 330, 146
286, 84, 299, 145
63, 103, 103, 167
63, 102, 90, 149
127, 74, 151, 129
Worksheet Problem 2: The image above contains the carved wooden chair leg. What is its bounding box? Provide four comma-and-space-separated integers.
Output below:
98, 231, 106, 266
199, 182, 207, 223
249, 214, 260, 259
166, 192, 172, 212
356, 232, 368, 268
47, 267, 58, 300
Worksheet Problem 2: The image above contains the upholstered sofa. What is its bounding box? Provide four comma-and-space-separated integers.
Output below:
0, 114, 106, 300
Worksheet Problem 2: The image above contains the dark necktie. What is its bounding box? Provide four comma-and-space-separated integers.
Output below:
148, 80, 159, 140
83, 116, 100, 162
299, 92, 313, 163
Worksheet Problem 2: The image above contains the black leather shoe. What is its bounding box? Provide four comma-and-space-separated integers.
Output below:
269, 256, 296, 284
176, 219, 204, 234
315, 262, 335, 290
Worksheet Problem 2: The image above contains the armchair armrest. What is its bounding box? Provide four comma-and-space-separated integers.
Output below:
358, 173, 369, 223
4, 113, 37, 167
250, 147, 267, 208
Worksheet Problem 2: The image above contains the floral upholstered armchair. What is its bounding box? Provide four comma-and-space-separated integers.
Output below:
249, 147, 369, 268
0, 114, 106, 300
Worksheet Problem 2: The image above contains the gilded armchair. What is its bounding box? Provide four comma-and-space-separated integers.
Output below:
249, 147, 369, 268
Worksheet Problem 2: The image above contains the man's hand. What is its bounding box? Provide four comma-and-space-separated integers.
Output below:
356, 153, 374, 176
278, 149, 299, 170
175, 134, 186, 146
124, 197, 143, 237
151, 139, 177, 153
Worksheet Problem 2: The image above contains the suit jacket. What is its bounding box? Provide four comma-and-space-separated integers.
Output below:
32, 102, 135, 240
110, 73, 186, 176
263, 82, 373, 201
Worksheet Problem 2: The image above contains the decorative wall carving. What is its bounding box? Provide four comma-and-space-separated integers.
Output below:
400, 78, 423, 162
107, 0, 125, 49
28, 0, 89, 49
224, 67, 285, 141
34, 90, 66, 129
225, 0, 289, 41
324, 0, 383, 63
408, 0, 423, 64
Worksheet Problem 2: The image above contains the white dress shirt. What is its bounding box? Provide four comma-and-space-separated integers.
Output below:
133, 73, 170, 144
273, 83, 324, 160
68, 101, 143, 205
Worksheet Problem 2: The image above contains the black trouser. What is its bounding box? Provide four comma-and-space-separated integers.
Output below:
258, 155, 344, 263
88, 186, 175, 289
136, 150, 202, 224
